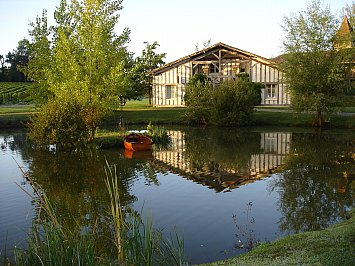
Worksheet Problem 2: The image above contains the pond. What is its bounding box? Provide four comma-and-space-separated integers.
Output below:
1, 127, 354, 264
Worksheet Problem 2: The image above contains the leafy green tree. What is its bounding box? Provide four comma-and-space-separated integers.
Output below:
130, 41, 166, 103
24, 10, 53, 103
24, 0, 132, 144
5, 39, 30, 82
344, 2, 355, 31
281, 0, 352, 126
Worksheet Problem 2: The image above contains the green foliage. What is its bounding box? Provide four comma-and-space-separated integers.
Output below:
211, 79, 258, 126
184, 75, 213, 125
344, 2, 355, 42
6, 39, 30, 82
184, 75, 257, 126
187, 73, 211, 86
28, 99, 89, 150
129, 41, 166, 102
280, 0, 353, 126
14, 162, 188, 265
23, 0, 132, 142
146, 121, 170, 146
14, 224, 96, 266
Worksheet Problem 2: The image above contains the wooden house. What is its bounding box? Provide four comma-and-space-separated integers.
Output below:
150, 42, 290, 107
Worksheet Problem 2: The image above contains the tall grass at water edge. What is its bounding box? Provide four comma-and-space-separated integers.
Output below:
12, 162, 188, 266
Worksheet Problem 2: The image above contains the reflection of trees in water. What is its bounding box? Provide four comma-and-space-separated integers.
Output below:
270, 133, 355, 234
0, 132, 28, 152
184, 127, 261, 175
4, 134, 162, 257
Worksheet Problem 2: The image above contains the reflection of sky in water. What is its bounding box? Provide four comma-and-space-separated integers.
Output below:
0, 136, 34, 254
132, 172, 283, 263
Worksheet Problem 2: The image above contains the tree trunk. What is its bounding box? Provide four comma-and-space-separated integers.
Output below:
90, 125, 95, 141
316, 109, 323, 127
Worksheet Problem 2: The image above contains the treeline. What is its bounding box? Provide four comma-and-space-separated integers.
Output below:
0, 39, 29, 82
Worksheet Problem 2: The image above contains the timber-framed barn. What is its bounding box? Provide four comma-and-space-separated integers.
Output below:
150, 42, 290, 107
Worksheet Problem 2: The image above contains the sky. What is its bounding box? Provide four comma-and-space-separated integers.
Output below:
0, 0, 352, 62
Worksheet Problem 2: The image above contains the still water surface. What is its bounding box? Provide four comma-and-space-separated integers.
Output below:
1, 127, 354, 264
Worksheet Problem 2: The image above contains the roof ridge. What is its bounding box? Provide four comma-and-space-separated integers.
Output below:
150, 42, 273, 75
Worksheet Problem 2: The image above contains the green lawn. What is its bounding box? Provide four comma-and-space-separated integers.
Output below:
120, 98, 151, 109
342, 106, 355, 113
199, 210, 355, 266
0, 104, 36, 114
0, 102, 354, 129
255, 105, 291, 110
106, 107, 187, 125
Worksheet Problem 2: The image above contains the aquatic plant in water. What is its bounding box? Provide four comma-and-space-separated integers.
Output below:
13, 161, 188, 265
146, 122, 170, 147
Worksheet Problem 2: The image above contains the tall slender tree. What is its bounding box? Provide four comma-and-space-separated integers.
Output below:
280, 0, 352, 126
24, 0, 131, 143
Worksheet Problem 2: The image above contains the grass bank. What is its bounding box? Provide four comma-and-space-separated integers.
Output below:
199, 209, 355, 266
253, 111, 355, 128
105, 107, 187, 125
0, 102, 354, 129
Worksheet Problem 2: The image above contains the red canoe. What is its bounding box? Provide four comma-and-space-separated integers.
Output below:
123, 133, 153, 151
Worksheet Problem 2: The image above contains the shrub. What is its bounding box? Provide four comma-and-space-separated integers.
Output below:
184, 75, 214, 125
184, 75, 258, 126
28, 99, 89, 150
211, 79, 257, 126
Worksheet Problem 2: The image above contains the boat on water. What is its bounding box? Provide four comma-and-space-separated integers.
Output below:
124, 149, 154, 159
123, 133, 153, 151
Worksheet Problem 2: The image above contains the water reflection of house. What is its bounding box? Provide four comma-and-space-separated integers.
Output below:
153, 131, 291, 192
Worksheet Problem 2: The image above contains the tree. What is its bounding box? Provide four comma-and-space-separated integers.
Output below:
280, 0, 352, 127
24, 0, 132, 145
130, 41, 166, 103
344, 2, 355, 30
195, 38, 212, 52
344, 2, 355, 47
0, 55, 6, 81
6, 39, 30, 82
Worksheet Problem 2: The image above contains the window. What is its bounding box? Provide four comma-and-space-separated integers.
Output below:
181, 77, 189, 84
264, 137, 277, 153
240, 63, 246, 73
209, 63, 219, 73
166, 85, 176, 99
266, 84, 277, 98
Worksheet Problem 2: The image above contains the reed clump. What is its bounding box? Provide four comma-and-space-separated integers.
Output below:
13, 162, 188, 266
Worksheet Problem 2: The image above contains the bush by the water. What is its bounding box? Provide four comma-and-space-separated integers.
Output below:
28, 99, 89, 150
184, 75, 260, 126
